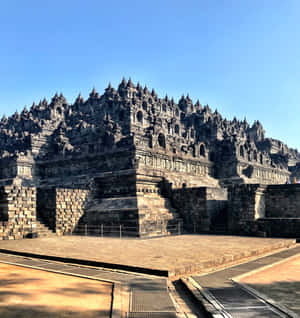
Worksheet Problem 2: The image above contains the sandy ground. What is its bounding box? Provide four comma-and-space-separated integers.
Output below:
0, 235, 295, 273
240, 254, 300, 316
0, 263, 112, 318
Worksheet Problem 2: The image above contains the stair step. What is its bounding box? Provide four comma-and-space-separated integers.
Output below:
35, 220, 56, 237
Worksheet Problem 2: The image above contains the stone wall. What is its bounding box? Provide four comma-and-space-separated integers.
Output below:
227, 184, 266, 233
0, 185, 36, 240
136, 149, 218, 188
226, 184, 300, 237
55, 188, 90, 235
171, 187, 227, 232
266, 184, 300, 218
38, 149, 135, 188
37, 187, 90, 235
256, 218, 300, 238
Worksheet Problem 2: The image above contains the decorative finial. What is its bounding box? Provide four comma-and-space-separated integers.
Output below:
75, 93, 84, 104
143, 85, 149, 94
127, 77, 135, 88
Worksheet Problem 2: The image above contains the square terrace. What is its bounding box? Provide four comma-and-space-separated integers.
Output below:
0, 235, 296, 278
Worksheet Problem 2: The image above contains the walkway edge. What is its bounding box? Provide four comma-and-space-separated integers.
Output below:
181, 277, 228, 318
233, 281, 298, 318
0, 248, 169, 277
232, 252, 300, 281
232, 253, 300, 318
111, 283, 122, 318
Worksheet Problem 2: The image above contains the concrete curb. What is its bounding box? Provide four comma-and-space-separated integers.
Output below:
180, 277, 228, 318
0, 248, 169, 277
111, 283, 122, 318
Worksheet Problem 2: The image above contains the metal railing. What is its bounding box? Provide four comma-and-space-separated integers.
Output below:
71, 224, 138, 238
68, 222, 183, 238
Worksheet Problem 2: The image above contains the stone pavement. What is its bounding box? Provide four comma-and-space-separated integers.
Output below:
185, 245, 300, 318
0, 235, 295, 278
239, 254, 300, 317
0, 263, 112, 318
0, 252, 178, 318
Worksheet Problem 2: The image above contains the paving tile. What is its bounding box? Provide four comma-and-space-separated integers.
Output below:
131, 291, 175, 312
127, 313, 177, 318
191, 246, 300, 318
228, 307, 283, 317
209, 286, 265, 308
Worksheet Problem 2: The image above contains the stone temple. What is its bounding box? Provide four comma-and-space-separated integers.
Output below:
0, 78, 300, 239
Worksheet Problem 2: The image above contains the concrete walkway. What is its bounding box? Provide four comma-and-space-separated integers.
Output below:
0, 263, 112, 318
0, 252, 177, 318
184, 245, 300, 318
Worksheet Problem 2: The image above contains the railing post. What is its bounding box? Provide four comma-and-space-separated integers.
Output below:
178, 222, 181, 235
85, 224, 87, 236
194, 222, 196, 233
120, 225, 122, 239
101, 224, 103, 237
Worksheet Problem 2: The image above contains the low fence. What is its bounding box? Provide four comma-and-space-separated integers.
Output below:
69, 222, 183, 238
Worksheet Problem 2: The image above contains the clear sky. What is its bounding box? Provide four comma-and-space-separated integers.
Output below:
1, 1, 300, 149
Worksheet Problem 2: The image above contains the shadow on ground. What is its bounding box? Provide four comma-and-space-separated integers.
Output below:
0, 305, 110, 318
0, 270, 112, 318
244, 281, 300, 316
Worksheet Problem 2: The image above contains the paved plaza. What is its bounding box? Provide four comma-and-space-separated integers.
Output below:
240, 254, 300, 316
0, 235, 295, 277
0, 236, 299, 317
0, 263, 112, 318
190, 245, 300, 317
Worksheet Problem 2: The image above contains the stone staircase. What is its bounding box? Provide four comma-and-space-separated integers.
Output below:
137, 190, 182, 237
82, 186, 182, 237
35, 219, 56, 238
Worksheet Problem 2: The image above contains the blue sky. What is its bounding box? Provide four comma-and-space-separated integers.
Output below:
1, 0, 300, 149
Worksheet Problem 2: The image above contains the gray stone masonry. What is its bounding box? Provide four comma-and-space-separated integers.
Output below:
0, 185, 36, 240
0, 79, 299, 238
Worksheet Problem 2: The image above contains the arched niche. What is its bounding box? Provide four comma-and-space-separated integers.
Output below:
253, 150, 258, 161
200, 144, 206, 157
240, 145, 244, 158
56, 107, 62, 116
137, 111, 143, 123
158, 133, 166, 149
